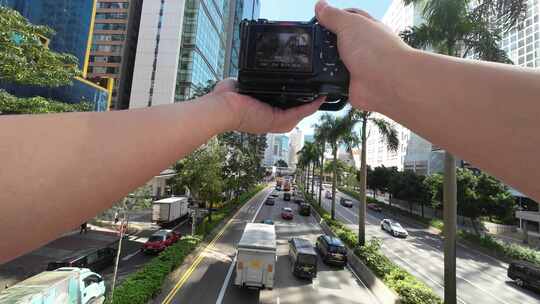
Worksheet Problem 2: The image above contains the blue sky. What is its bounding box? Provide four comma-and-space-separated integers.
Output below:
259, 0, 392, 135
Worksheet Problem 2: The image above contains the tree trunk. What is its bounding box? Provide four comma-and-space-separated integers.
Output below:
311, 162, 315, 196
318, 149, 324, 207
358, 116, 368, 246
331, 146, 337, 220
443, 152, 457, 304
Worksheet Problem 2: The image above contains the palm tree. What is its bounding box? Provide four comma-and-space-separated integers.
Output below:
400, 1, 525, 302
348, 109, 398, 246
314, 123, 329, 206
297, 142, 319, 197
320, 113, 355, 220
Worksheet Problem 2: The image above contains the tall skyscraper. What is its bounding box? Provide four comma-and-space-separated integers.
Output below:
88, 0, 143, 110
1, 0, 112, 111
288, 127, 304, 169
263, 134, 290, 167
500, 0, 540, 69
130, 0, 231, 108
224, 0, 260, 78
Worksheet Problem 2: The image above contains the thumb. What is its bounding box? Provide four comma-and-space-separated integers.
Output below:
315, 0, 350, 34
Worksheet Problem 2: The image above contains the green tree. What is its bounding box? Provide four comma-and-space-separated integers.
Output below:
0, 7, 80, 86
370, 166, 397, 199
314, 123, 329, 205
348, 109, 399, 246
401, 1, 526, 298
319, 113, 355, 220
0, 90, 92, 114
476, 172, 515, 224
297, 142, 319, 196
424, 173, 444, 212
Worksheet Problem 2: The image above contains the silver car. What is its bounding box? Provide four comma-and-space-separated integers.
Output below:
380, 219, 408, 238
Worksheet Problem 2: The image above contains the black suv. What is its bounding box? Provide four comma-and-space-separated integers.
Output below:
299, 203, 311, 216
316, 235, 347, 267
47, 246, 116, 272
508, 261, 540, 291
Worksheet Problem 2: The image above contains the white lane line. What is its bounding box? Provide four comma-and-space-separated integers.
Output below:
215, 187, 272, 304
121, 250, 141, 261
215, 255, 237, 304
347, 265, 382, 304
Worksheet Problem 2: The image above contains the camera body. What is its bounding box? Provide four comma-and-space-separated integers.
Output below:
238, 18, 350, 111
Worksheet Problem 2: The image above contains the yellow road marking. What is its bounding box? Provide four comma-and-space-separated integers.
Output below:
161, 187, 269, 304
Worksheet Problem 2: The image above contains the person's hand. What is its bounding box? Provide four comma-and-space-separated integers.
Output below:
315, 0, 413, 112
211, 78, 323, 134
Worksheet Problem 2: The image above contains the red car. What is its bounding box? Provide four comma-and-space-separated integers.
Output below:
367, 203, 382, 212
281, 207, 294, 220
143, 229, 181, 253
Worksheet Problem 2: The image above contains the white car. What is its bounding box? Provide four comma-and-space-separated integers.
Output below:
381, 219, 408, 238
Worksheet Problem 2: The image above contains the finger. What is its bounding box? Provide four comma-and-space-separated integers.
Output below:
315, 0, 357, 34
213, 78, 237, 94
344, 8, 376, 21
271, 98, 324, 132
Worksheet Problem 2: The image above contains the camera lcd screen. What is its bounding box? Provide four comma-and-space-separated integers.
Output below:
254, 29, 312, 72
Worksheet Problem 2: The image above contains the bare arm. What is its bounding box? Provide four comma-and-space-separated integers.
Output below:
316, 1, 540, 199
0, 80, 320, 263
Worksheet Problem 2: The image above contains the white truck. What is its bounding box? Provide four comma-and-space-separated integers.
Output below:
234, 223, 276, 290
152, 196, 189, 226
0, 267, 105, 304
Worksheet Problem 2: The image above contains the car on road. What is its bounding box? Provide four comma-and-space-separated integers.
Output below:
294, 196, 304, 204
143, 229, 181, 253
281, 207, 294, 220
508, 261, 540, 291
339, 197, 353, 208
299, 203, 311, 216
271, 192, 279, 197
325, 190, 332, 199
46, 247, 116, 272
265, 197, 275, 206
367, 203, 382, 212
316, 235, 347, 267
260, 219, 274, 225
284, 192, 291, 201
288, 237, 318, 280
380, 219, 408, 238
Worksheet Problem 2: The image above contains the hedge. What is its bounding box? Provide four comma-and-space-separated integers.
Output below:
459, 231, 540, 266
109, 185, 265, 303
303, 187, 442, 304
107, 236, 201, 304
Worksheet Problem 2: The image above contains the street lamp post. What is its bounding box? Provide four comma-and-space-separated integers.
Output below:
443, 152, 457, 304
110, 210, 128, 303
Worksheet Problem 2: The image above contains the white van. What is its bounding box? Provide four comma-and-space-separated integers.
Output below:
234, 223, 276, 289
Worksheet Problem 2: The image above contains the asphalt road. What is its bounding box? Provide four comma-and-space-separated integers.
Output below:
156, 186, 381, 304
313, 185, 540, 304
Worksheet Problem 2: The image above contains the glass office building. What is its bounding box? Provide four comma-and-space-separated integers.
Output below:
1, 0, 111, 111
225, 0, 260, 77
175, 0, 230, 101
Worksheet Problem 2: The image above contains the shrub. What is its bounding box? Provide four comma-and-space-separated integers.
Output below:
459, 231, 540, 266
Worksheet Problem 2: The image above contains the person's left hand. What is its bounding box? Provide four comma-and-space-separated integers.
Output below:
211, 78, 323, 134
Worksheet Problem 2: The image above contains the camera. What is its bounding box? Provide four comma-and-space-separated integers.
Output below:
237, 17, 350, 111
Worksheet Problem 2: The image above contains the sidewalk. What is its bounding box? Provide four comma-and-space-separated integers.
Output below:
0, 228, 119, 289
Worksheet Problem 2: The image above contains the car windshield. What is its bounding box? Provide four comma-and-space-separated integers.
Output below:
148, 235, 165, 242
391, 223, 403, 229
329, 245, 346, 254
298, 254, 317, 265
283, 208, 292, 212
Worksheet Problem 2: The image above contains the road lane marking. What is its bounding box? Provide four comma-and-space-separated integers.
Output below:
121, 250, 140, 261
161, 186, 271, 304
214, 189, 272, 304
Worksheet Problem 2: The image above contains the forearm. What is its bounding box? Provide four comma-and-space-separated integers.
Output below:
0, 94, 233, 263
383, 49, 540, 200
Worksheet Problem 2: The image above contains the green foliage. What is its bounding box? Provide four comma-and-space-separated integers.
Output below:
423, 173, 443, 209
107, 236, 201, 304
0, 6, 80, 86
389, 170, 430, 203
0, 89, 92, 114
459, 231, 540, 266
370, 166, 397, 196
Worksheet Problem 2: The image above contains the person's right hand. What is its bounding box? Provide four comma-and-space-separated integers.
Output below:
315, 0, 413, 112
